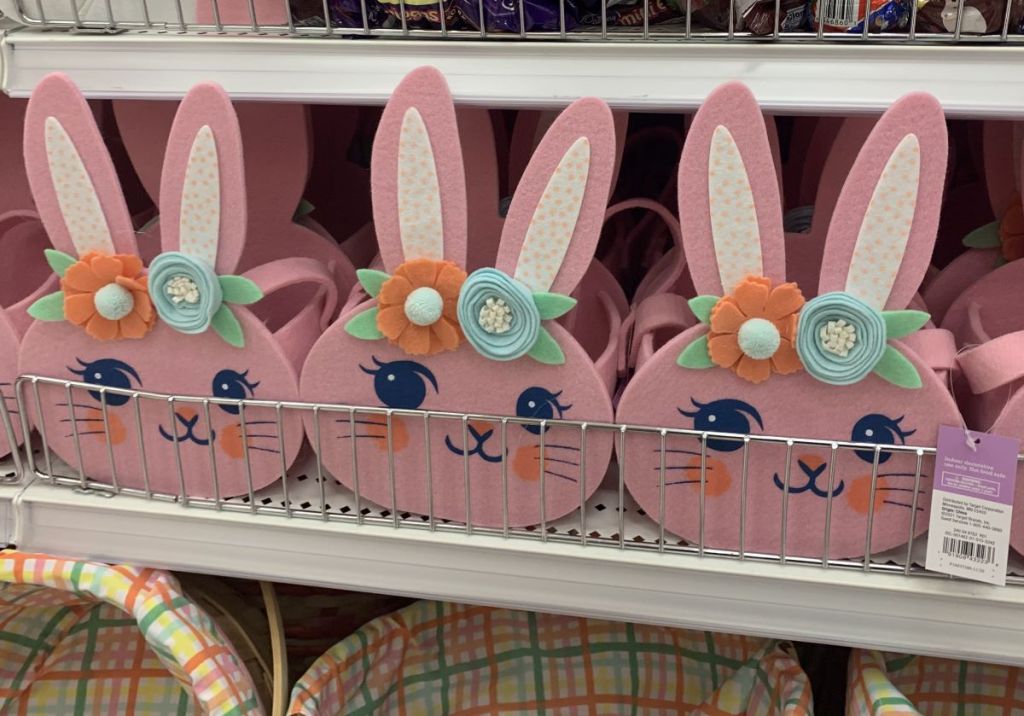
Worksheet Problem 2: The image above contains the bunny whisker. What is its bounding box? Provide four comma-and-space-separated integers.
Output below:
59, 417, 105, 423
235, 420, 279, 426
238, 434, 279, 440
665, 479, 702, 486
544, 470, 578, 483
658, 448, 703, 456
542, 444, 582, 452
877, 486, 926, 493
337, 433, 391, 440
334, 418, 387, 426
64, 430, 108, 438
883, 499, 924, 511
56, 401, 105, 411
659, 464, 705, 471
244, 445, 281, 455
877, 472, 930, 479
533, 456, 580, 467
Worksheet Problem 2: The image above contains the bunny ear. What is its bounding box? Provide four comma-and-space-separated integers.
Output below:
0, 96, 33, 215
24, 73, 136, 258
371, 66, 467, 273
677, 82, 785, 296
764, 113, 784, 205
818, 93, 946, 311
159, 82, 246, 274
982, 121, 1023, 218
495, 97, 616, 295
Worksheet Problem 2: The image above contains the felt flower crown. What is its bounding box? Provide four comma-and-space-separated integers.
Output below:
28, 247, 263, 347
678, 275, 929, 389
344, 258, 576, 364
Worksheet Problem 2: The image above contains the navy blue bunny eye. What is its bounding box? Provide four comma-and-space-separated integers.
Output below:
361, 357, 438, 410
516, 387, 571, 435
851, 414, 916, 464
68, 358, 141, 407
679, 398, 763, 452
212, 370, 260, 415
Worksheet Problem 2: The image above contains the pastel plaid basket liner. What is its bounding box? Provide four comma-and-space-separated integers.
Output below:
846, 649, 1024, 716
0, 551, 262, 715
288, 600, 814, 715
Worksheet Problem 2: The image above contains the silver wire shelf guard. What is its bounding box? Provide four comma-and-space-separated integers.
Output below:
13, 373, 1024, 584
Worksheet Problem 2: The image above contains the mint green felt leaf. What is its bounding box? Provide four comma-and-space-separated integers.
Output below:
883, 310, 930, 340
293, 198, 315, 220
963, 221, 1000, 249
28, 291, 65, 321
677, 334, 714, 369
873, 345, 922, 389
688, 295, 719, 325
345, 307, 384, 341
357, 269, 391, 299
211, 304, 245, 348
219, 275, 263, 305
527, 326, 565, 365
44, 249, 76, 278
533, 292, 577, 320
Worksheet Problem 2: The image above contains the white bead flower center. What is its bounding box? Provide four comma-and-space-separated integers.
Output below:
166, 274, 201, 305
404, 286, 444, 326
736, 317, 781, 360
478, 296, 513, 334
819, 319, 857, 357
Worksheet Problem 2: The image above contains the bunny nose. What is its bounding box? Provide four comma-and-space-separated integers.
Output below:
176, 407, 198, 422
468, 420, 495, 439
797, 454, 826, 476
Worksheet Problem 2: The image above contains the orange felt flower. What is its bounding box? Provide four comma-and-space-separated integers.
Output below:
707, 275, 804, 384
376, 258, 467, 356
62, 251, 156, 341
1000, 198, 1024, 263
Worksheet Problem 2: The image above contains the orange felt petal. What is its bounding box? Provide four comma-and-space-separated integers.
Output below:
775, 313, 798, 341
771, 338, 803, 375
63, 262, 105, 293
131, 291, 154, 322
378, 275, 414, 306
442, 298, 459, 322
764, 282, 805, 320
85, 313, 118, 341
119, 254, 143, 278
707, 333, 743, 368
709, 298, 746, 334
115, 275, 146, 292
733, 278, 770, 318
64, 293, 96, 325
91, 255, 124, 283
398, 258, 439, 288
734, 355, 771, 384
398, 324, 432, 355
119, 311, 150, 340
432, 316, 461, 351
377, 305, 408, 340
435, 263, 467, 299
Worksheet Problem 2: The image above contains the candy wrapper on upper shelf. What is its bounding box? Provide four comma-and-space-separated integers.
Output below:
808, 0, 910, 32
692, 0, 808, 35
913, 0, 1024, 33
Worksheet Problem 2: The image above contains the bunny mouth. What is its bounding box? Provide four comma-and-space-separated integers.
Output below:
159, 424, 215, 447
444, 435, 506, 463
772, 463, 845, 499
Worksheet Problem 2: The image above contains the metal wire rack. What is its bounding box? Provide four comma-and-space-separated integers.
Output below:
12, 373, 1024, 585
2, 0, 1022, 42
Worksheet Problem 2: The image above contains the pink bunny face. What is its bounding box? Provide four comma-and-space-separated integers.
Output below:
300, 66, 618, 527
617, 83, 960, 559
18, 74, 329, 497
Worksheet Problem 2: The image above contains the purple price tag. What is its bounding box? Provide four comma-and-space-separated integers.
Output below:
935, 425, 1018, 507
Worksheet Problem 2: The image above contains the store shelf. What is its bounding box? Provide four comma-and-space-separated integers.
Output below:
12, 478, 1024, 666
4, 30, 1024, 115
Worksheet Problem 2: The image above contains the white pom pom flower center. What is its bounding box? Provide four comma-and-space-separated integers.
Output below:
404, 286, 444, 326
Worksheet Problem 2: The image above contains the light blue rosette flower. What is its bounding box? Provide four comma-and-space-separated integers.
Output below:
456, 268, 576, 365
147, 251, 263, 347
796, 291, 929, 389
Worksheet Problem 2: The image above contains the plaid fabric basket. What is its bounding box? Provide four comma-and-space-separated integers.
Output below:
0, 551, 263, 715
846, 649, 1024, 715
288, 600, 814, 715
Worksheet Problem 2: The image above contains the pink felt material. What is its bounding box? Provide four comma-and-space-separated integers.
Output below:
982, 121, 1020, 218
943, 260, 1024, 345
0, 96, 33, 216
618, 84, 958, 558
24, 74, 138, 258
817, 93, 947, 310
765, 114, 784, 203
371, 66, 467, 272
677, 82, 786, 295
495, 98, 617, 296
924, 248, 1000, 325
19, 74, 328, 498
300, 67, 618, 528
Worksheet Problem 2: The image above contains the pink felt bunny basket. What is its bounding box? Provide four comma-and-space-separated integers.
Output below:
112, 96, 358, 323
19, 74, 338, 498
0, 95, 57, 456
616, 82, 960, 559
300, 66, 619, 528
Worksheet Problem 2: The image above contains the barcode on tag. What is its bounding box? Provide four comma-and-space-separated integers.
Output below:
941, 536, 995, 564
820, 0, 857, 27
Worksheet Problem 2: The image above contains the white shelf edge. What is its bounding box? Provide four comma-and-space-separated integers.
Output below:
3, 31, 1024, 116
15, 481, 1024, 665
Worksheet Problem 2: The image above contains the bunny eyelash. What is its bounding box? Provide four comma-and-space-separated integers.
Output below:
359, 356, 439, 393
678, 398, 764, 430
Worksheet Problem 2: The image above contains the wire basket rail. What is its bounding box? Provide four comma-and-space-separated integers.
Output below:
12, 373, 1024, 585
2, 0, 1023, 42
